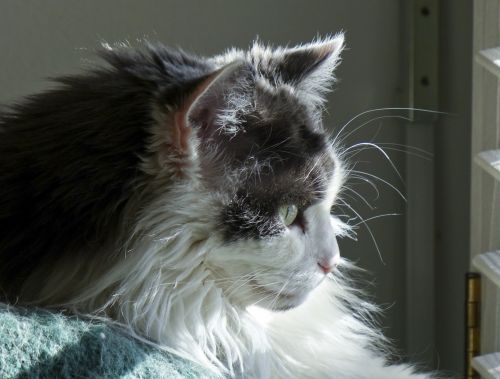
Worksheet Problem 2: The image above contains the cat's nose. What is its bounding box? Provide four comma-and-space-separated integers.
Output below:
317, 253, 340, 274
317, 261, 333, 274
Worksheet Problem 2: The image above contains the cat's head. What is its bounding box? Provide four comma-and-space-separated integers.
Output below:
147, 35, 347, 311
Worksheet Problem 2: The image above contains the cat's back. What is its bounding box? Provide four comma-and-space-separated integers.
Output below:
0, 45, 210, 291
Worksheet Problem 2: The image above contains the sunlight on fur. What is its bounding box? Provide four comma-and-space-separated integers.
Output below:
0, 35, 439, 378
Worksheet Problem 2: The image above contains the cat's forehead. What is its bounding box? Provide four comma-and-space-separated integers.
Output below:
253, 80, 312, 123
200, 72, 336, 201
218, 121, 337, 201
207, 76, 327, 164
241, 149, 336, 202
203, 93, 333, 188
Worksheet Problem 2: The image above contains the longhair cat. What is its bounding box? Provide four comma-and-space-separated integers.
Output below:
0, 35, 433, 378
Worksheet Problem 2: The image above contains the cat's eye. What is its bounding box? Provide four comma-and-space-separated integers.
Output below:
278, 204, 298, 227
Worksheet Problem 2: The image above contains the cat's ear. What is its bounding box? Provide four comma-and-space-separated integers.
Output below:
278, 34, 344, 86
173, 61, 249, 152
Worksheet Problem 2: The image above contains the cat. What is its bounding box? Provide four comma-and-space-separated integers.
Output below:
0, 35, 433, 378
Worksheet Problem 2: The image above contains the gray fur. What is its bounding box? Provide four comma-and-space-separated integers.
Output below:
0, 39, 341, 300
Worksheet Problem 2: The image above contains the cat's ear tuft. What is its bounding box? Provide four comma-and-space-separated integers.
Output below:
174, 60, 250, 152
186, 61, 248, 131
278, 34, 345, 85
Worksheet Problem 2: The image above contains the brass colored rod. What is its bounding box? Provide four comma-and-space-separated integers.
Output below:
465, 273, 480, 379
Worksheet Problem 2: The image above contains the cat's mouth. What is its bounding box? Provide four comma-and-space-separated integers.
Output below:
249, 279, 297, 298
248, 278, 307, 310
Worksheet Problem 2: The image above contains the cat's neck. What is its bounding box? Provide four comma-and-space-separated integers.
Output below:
18, 185, 290, 377
97, 233, 276, 377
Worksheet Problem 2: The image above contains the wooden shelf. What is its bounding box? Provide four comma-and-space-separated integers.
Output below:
472, 353, 500, 379
474, 150, 500, 182
477, 47, 500, 79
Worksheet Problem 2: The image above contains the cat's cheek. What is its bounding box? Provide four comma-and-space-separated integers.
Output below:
204, 239, 264, 276
270, 230, 306, 262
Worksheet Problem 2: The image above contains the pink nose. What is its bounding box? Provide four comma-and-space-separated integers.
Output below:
317, 254, 340, 274
317, 261, 333, 273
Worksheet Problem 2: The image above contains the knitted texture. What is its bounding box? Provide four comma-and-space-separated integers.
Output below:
0, 305, 217, 379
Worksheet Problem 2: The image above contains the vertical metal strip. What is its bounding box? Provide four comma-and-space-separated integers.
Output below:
410, 0, 439, 120
465, 273, 481, 379
405, 0, 438, 367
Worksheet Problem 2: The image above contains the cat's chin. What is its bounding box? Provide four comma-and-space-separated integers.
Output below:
260, 293, 309, 312
248, 278, 311, 311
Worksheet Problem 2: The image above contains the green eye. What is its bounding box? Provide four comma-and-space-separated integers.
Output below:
279, 204, 298, 227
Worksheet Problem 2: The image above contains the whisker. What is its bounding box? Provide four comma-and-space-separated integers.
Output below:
344, 173, 380, 200
345, 142, 403, 183
331, 107, 446, 146
374, 142, 433, 157
351, 213, 402, 227
335, 115, 410, 147
268, 273, 293, 310
346, 145, 432, 161
343, 186, 376, 210
338, 199, 386, 265
349, 169, 406, 202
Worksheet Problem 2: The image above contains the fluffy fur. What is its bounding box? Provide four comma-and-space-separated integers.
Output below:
0, 35, 433, 378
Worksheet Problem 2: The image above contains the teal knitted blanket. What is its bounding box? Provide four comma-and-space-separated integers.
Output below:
0, 306, 217, 379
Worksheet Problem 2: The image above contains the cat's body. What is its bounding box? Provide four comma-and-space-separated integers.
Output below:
0, 36, 431, 378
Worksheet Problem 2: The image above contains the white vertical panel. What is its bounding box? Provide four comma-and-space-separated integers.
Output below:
483, 277, 500, 351
471, 0, 485, 262
471, 0, 500, 357
482, 174, 495, 252
490, 183, 500, 250
484, 0, 500, 47
473, 251, 500, 352
485, 0, 500, 354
